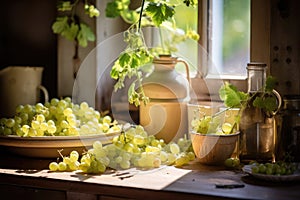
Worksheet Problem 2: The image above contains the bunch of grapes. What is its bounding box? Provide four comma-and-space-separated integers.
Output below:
250, 161, 298, 175
49, 125, 196, 173
0, 97, 121, 137
191, 115, 235, 135
49, 150, 80, 172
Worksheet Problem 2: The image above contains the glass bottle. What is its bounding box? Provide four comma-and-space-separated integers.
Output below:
239, 62, 282, 163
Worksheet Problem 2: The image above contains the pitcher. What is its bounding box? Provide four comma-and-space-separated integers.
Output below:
0, 66, 48, 117
139, 55, 190, 143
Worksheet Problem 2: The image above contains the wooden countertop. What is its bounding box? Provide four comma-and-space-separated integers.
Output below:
0, 151, 300, 200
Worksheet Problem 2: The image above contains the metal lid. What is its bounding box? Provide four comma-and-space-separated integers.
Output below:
246, 62, 267, 70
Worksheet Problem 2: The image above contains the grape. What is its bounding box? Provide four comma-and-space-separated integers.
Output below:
15, 105, 24, 114
69, 161, 80, 171
58, 162, 67, 171
40, 122, 48, 131
175, 154, 190, 167
93, 140, 103, 150
16, 128, 24, 136
160, 151, 168, 162
35, 103, 44, 113
167, 153, 177, 165
14, 116, 22, 124
224, 158, 240, 168
63, 157, 72, 165
49, 162, 59, 171
187, 151, 196, 161
258, 164, 267, 173
80, 102, 89, 110
23, 104, 33, 113
31, 120, 40, 129
133, 135, 145, 145
222, 122, 232, 134
63, 108, 73, 116
47, 125, 57, 134
47, 120, 55, 126
57, 100, 67, 109
5, 118, 15, 128
251, 166, 259, 174
120, 160, 130, 169
20, 113, 29, 122
3, 128, 12, 136
102, 123, 110, 132
50, 98, 59, 106
97, 162, 106, 172
170, 143, 180, 154
28, 128, 37, 136
36, 114, 45, 122
153, 157, 161, 168
102, 115, 112, 124
21, 125, 30, 134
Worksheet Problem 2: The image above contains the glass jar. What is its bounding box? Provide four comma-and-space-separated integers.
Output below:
239, 62, 282, 163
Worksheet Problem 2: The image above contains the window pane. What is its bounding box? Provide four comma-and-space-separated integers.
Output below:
209, 0, 250, 76
172, 1, 198, 75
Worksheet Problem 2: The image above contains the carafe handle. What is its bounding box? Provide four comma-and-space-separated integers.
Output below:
38, 85, 49, 103
177, 59, 190, 84
272, 89, 282, 115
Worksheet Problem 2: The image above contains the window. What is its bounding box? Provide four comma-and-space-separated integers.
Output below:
171, 0, 250, 79
205, 0, 251, 78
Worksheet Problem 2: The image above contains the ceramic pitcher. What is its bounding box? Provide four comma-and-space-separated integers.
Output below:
0, 66, 48, 117
139, 55, 190, 143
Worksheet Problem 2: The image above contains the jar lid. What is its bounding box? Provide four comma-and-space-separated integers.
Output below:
246, 62, 267, 70
247, 62, 267, 66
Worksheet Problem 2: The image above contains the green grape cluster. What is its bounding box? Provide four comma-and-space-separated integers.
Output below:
48, 125, 196, 173
49, 150, 80, 172
0, 97, 121, 137
191, 115, 235, 135
251, 161, 298, 175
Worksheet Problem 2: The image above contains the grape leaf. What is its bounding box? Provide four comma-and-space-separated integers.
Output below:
77, 23, 95, 47
119, 52, 131, 67
52, 17, 69, 34
146, 2, 175, 26
106, 1, 122, 18
219, 82, 248, 108
253, 96, 278, 112
57, 1, 72, 11
61, 22, 79, 41
265, 76, 277, 92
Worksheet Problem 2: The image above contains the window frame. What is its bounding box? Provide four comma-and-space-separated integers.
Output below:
193, 0, 271, 99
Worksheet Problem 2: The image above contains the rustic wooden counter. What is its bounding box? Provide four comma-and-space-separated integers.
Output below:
0, 151, 299, 200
